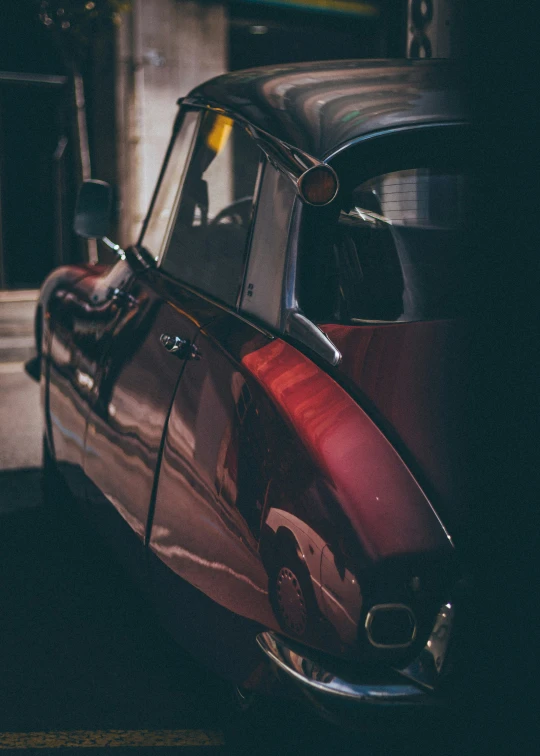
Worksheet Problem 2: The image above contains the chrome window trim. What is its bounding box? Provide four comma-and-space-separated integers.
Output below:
153, 110, 267, 309
138, 107, 201, 251
181, 101, 335, 196
324, 120, 468, 163
235, 156, 266, 311
287, 312, 342, 367
239, 162, 298, 331
155, 268, 275, 340
284, 121, 470, 347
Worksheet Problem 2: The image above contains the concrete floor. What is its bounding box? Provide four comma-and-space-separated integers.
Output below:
0, 366, 41, 471
0, 298, 41, 471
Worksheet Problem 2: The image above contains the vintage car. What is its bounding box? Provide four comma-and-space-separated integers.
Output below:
28, 59, 469, 722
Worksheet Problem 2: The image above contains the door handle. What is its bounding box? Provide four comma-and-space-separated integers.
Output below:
110, 287, 137, 307
160, 333, 201, 360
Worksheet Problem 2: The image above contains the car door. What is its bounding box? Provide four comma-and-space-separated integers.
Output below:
141, 112, 279, 677
80, 109, 203, 565
83, 276, 216, 565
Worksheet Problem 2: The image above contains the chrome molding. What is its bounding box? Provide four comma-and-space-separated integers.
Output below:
324, 121, 467, 163
394, 602, 454, 691
256, 632, 425, 705
365, 603, 418, 650
257, 600, 455, 705
181, 101, 339, 204
286, 312, 342, 367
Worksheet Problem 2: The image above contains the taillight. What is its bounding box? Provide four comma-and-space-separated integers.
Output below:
297, 165, 339, 206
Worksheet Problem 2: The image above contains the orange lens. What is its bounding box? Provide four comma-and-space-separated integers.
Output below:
299, 165, 338, 205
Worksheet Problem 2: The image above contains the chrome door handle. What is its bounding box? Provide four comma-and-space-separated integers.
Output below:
160, 333, 201, 360
110, 287, 137, 307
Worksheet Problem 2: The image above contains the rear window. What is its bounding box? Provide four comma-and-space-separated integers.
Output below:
297, 129, 470, 324
335, 167, 466, 322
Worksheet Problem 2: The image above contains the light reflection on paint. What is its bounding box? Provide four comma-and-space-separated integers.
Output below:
75, 370, 94, 390
151, 541, 268, 596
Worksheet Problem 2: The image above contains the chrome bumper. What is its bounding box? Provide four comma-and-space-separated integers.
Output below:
256, 602, 454, 708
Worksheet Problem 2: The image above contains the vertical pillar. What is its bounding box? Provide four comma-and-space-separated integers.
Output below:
116, 0, 228, 245
406, 0, 459, 58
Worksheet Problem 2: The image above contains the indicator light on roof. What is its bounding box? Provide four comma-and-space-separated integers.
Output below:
298, 165, 339, 206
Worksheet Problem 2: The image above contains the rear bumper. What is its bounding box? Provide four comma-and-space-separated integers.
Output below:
256, 602, 454, 712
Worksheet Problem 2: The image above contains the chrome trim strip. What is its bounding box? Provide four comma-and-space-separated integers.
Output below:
258, 599, 455, 704
181, 101, 336, 199
394, 602, 455, 691
286, 312, 342, 367
156, 270, 276, 340
235, 156, 266, 311
324, 121, 468, 162
256, 632, 425, 704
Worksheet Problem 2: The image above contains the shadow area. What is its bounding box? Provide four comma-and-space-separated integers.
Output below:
0, 470, 463, 755
0, 467, 43, 515
0, 467, 227, 736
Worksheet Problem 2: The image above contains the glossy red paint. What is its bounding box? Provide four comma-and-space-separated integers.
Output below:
242, 338, 452, 563
84, 271, 218, 542
46, 264, 115, 495
149, 313, 277, 627
320, 321, 469, 531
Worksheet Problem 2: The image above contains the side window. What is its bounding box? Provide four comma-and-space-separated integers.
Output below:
140, 110, 199, 260
299, 166, 466, 323
160, 112, 261, 308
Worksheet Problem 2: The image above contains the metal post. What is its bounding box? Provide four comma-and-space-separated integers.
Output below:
52, 136, 68, 267
71, 66, 98, 263
406, 0, 458, 59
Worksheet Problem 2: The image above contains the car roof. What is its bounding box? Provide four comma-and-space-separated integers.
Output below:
183, 59, 465, 161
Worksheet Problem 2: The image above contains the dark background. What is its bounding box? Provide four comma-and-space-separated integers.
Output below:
460, 4, 539, 750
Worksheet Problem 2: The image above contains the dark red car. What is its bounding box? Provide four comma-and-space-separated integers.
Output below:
30, 60, 469, 722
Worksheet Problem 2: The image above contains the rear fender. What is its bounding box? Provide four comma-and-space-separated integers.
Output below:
243, 338, 455, 659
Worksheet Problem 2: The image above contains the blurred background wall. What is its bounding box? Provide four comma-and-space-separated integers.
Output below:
0, 0, 461, 286
113, 0, 406, 249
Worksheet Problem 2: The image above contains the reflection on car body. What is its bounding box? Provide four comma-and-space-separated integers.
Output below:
31, 59, 470, 725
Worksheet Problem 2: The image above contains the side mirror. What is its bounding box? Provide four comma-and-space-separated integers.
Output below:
74, 180, 112, 239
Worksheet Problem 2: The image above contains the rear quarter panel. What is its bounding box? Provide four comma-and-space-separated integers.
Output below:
244, 338, 455, 660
